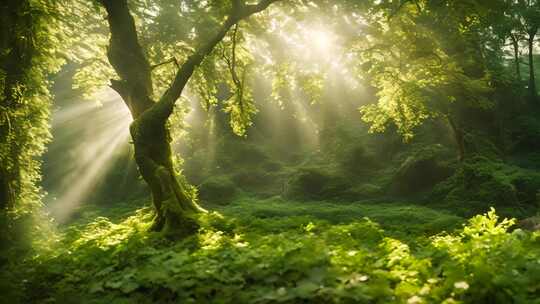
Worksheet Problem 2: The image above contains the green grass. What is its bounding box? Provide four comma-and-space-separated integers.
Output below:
6, 197, 540, 304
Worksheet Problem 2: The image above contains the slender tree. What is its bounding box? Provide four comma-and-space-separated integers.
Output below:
513, 0, 540, 101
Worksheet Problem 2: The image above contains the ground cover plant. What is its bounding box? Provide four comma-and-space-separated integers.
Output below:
8, 200, 540, 304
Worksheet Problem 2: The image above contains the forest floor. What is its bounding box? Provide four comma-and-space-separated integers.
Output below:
11, 196, 539, 304
68, 196, 466, 240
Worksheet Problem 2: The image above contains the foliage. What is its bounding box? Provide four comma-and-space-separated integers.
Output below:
0, 0, 62, 211
432, 156, 540, 215
0, 0, 74, 290
198, 176, 237, 205
389, 144, 455, 195
356, 0, 494, 141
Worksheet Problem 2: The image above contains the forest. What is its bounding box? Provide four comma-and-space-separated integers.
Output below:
1, 0, 540, 303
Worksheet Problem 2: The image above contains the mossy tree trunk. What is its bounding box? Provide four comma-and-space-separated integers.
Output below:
98, 0, 277, 236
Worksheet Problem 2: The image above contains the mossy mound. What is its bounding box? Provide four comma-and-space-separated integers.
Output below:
513, 115, 540, 151
339, 145, 380, 177
343, 183, 383, 199
284, 167, 350, 200
389, 145, 454, 195
198, 176, 237, 205
231, 167, 284, 197
433, 156, 540, 209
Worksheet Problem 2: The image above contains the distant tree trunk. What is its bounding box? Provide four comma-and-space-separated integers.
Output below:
99, 0, 277, 236
527, 29, 538, 102
0, 172, 14, 210
510, 34, 521, 81
447, 116, 465, 162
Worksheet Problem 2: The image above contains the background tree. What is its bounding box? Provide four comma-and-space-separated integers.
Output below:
0, 0, 64, 211
516, 0, 540, 102
355, 0, 493, 161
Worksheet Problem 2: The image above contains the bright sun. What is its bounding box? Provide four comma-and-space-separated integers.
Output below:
308, 29, 334, 54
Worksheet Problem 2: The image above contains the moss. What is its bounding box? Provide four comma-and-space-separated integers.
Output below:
160, 198, 200, 239
198, 176, 237, 205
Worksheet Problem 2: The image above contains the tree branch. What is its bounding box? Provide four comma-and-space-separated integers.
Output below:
99, 0, 154, 117
151, 58, 180, 70
153, 0, 280, 121
230, 24, 241, 87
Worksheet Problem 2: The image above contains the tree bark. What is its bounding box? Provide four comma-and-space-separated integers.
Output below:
527, 31, 538, 102
98, 0, 278, 236
447, 116, 465, 162
511, 34, 521, 81
0, 171, 15, 210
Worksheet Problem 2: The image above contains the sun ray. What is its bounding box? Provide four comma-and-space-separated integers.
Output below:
44, 88, 132, 222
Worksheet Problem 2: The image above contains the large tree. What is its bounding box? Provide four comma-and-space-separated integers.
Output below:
96, 0, 279, 236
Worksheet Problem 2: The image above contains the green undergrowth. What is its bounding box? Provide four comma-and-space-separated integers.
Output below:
11, 199, 540, 304
214, 197, 465, 239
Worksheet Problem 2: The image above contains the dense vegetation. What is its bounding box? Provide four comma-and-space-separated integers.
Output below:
1, 0, 540, 303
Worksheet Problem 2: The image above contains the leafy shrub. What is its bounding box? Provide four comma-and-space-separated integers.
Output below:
428, 209, 540, 303
231, 168, 281, 196
513, 115, 540, 151
343, 183, 382, 199
198, 176, 237, 205
284, 167, 349, 200
463, 131, 503, 160
389, 144, 454, 195
339, 145, 380, 177
433, 156, 540, 210
217, 141, 270, 171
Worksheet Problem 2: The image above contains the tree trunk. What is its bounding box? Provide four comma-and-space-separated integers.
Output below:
0, 171, 15, 210
511, 34, 521, 81
130, 108, 204, 235
447, 116, 465, 162
527, 33, 537, 102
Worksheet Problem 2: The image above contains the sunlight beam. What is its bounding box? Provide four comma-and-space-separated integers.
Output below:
45, 88, 132, 223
